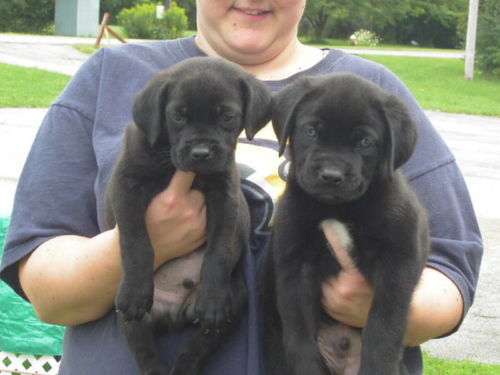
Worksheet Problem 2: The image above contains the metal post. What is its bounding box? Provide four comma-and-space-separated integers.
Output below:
55, 0, 99, 37
465, 0, 480, 80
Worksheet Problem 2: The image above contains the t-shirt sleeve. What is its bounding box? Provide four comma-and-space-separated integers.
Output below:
380, 66, 483, 332
0, 54, 104, 299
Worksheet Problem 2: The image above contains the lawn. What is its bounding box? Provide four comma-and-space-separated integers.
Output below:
362, 55, 500, 116
0, 63, 70, 107
423, 351, 500, 375
1, 46, 498, 117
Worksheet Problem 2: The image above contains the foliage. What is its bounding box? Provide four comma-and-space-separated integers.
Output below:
303, 0, 467, 48
176, 0, 196, 30
117, 1, 187, 39
101, 0, 195, 28
393, 0, 468, 48
0, 0, 54, 33
303, 0, 348, 42
160, 2, 188, 39
351, 29, 380, 47
476, 0, 500, 77
101, 0, 137, 21
304, 0, 410, 42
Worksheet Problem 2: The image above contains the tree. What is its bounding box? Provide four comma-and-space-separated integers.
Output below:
176, 0, 196, 30
303, 0, 347, 41
476, 0, 500, 76
0, 0, 54, 33
303, 0, 411, 42
392, 0, 468, 47
101, 0, 137, 20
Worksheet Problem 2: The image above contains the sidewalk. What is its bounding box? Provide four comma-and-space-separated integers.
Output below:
0, 34, 499, 365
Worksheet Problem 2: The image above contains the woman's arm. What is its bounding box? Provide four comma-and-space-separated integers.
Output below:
19, 171, 207, 327
320, 221, 464, 347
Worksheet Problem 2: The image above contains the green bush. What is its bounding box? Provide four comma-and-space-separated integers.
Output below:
476, 0, 500, 77
117, 1, 187, 40
0, 0, 54, 33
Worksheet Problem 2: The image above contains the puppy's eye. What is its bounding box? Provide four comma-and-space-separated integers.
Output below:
172, 112, 186, 123
358, 136, 374, 148
304, 126, 318, 138
221, 112, 235, 122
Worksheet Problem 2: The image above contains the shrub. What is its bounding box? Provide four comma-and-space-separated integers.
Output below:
157, 2, 188, 39
476, 0, 500, 77
117, 1, 187, 40
350, 29, 380, 47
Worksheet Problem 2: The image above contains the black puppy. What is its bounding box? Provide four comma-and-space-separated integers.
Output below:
105, 57, 272, 375
263, 73, 430, 375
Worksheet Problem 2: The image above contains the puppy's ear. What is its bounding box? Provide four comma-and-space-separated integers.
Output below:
132, 72, 170, 147
240, 77, 273, 140
379, 94, 418, 178
272, 78, 311, 156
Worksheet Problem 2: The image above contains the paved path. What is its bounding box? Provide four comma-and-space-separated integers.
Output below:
0, 34, 499, 365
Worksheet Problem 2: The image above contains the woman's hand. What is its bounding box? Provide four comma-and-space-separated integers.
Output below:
319, 220, 464, 347
20, 170, 207, 326
145, 171, 207, 269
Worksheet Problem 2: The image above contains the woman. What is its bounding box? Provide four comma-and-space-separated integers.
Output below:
0, 1, 482, 374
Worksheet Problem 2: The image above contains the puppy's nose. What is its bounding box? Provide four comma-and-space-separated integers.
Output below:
191, 146, 213, 160
319, 168, 344, 185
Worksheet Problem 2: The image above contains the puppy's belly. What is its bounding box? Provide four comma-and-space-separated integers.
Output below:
317, 320, 361, 375
148, 247, 205, 326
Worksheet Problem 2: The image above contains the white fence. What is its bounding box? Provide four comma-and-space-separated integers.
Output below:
0, 352, 60, 375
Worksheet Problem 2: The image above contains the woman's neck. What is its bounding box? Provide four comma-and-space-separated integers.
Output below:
194, 35, 326, 81
242, 40, 326, 81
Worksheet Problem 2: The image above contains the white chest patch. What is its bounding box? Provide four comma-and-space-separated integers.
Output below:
321, 219, 356, 268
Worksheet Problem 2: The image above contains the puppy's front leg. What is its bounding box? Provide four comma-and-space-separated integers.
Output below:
194, 169, 248, 333
276, 260, 331, 375
110, 175, 163, 321
272, 219, 330, 374
359, 248, 421, 375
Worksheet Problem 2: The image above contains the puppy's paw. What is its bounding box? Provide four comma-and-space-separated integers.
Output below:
115, 280, 154, 321
194, 285, 233, 333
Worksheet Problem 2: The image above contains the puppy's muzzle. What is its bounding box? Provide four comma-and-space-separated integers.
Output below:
176, 140, 232, 174
299, 162, 367, 204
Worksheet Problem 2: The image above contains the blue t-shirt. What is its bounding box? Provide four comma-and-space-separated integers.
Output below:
0, 37, 483, 374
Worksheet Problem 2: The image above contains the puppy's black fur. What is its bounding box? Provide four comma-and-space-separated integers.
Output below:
105, 57, 271, 375
263, 73, 430, 375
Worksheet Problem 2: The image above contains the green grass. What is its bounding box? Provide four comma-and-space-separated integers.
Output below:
0, 63, 70, 107
363, 55, 500, 116
73, 44, 100, 55
423, 351, 500, 374
1, 49, 499, 117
